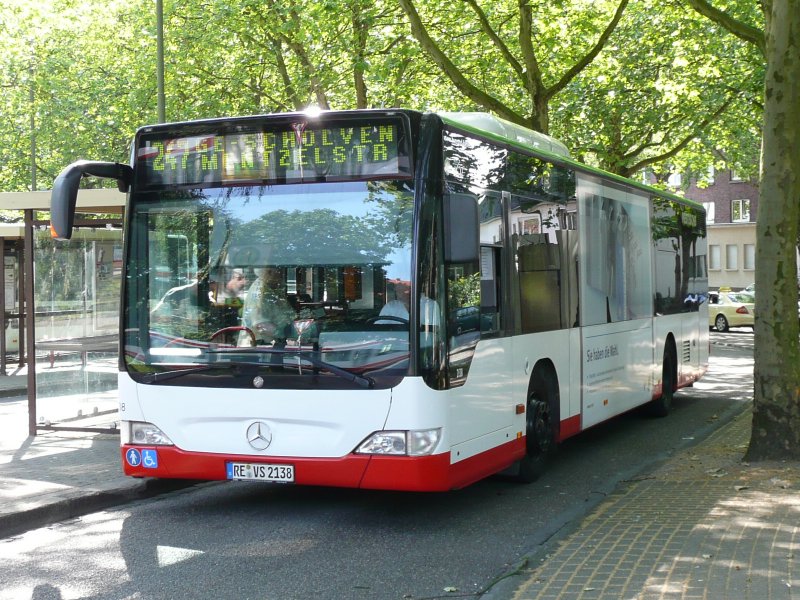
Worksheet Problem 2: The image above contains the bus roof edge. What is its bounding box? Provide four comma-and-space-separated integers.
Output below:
436, 112, 571, 158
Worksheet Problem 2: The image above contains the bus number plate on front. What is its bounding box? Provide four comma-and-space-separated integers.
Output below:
227, 462, 295, 482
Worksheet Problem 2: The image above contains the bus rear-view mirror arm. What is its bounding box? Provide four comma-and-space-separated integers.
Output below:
50, 160, 133, 241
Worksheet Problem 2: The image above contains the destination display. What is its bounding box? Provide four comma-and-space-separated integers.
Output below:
136, 117, 410, 187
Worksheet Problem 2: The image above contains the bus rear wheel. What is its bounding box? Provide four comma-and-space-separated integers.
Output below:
515, 370, 557, 483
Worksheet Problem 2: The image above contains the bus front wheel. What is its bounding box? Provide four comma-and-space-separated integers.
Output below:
648, 348, 676, 417
515, 369, 558, 483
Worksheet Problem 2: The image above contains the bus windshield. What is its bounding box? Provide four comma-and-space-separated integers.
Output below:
124, 180, 414, 389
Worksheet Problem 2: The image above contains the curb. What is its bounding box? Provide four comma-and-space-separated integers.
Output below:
0, 478, 200, 539
0, 386, 26, 399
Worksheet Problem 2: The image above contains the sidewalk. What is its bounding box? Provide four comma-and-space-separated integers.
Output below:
498, 407, 800, 599
0, 368, 192, 540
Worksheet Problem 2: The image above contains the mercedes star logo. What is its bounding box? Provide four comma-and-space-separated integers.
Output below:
246, 421, 272, 451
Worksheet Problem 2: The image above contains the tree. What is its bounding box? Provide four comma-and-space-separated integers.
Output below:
554, 0, 764, 177
747, 0, 800, 460
397, 0, 630, 133
396, 0, 762, 179
0, 0, 159, 192
162, 0, 450, 118
687, 0, 800, 459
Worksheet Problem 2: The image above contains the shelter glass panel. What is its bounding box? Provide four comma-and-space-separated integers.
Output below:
33, 225, 122, 430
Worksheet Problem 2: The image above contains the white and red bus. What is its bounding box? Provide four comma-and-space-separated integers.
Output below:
50, 109, 708, 491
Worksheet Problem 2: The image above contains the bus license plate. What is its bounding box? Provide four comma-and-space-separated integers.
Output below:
227, 462, 295, 482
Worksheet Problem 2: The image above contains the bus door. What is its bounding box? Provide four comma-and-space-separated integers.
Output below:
449, 243, 511, 445
445, 194, 512, 450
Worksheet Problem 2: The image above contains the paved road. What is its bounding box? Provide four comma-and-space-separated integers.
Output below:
0, 338, 752, 600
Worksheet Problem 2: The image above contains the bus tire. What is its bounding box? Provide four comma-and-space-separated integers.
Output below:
648, 347, 676, 418
514, 368, 558, 483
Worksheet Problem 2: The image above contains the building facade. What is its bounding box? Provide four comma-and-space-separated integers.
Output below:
684, 169, 759, 291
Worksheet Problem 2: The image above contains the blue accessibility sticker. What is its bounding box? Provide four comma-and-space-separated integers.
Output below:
141, 449, 159, 469
125, 448, 142, 467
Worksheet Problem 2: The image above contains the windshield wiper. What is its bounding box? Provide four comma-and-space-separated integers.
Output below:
140, 361, 249, 384
206, 347, 375, 388
289, 350, 375, 389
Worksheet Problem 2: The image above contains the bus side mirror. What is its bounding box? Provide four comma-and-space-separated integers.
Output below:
444, 194, 479, 264
50, 160, 133, 240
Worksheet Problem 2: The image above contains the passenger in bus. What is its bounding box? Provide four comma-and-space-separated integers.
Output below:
225, 268, 247, 299
210, 268, 246, 305
241, 267, 296, 344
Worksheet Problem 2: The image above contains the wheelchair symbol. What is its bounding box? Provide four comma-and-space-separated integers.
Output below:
142, 449, 158, 469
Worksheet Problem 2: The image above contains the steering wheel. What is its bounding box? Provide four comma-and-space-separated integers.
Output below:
367, 315, 409, 325
210, 325, 256, 346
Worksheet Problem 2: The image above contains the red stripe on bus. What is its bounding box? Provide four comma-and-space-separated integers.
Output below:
360, 437, 526, 491
122, 446, 372, 488
121, 438, 528, 492
558, 415, 582, 441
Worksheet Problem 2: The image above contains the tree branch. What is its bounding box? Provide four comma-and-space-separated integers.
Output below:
265, 0, 330, 109
397, 0, 526, 123
463, 0, 525, 82
620, 96, 735, 176
517, 0, 543, 95
546, 0, 630, 100
685, 0, 765, 55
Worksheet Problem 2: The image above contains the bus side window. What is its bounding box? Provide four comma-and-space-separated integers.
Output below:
517, 235, 562, 333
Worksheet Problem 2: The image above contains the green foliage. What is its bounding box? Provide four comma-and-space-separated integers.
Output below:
236, 208, 396, 266
554, 0, 764, 178
449, 271, 480, 308
0, 0, 765, 193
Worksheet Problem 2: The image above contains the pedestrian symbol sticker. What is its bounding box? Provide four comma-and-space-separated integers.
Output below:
126, 448, 142, 467
142, 449, 159, 469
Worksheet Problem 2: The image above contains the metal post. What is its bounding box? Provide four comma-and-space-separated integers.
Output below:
156, 0, 166, 123
0, 237, 6, 376
24, 211, 37, 436
29, 49, 37, 192
17, 241, 25, 367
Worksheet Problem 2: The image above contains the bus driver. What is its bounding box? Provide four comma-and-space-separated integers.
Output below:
241, 267, 296, 344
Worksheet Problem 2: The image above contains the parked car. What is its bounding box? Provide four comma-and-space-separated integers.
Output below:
708, 289, 755, 331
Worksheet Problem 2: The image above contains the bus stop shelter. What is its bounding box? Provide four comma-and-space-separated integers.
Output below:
0, 189, 125, 436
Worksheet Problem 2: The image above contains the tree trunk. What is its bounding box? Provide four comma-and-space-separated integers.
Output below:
746, 0, 800, 461
351, 4, 369, 109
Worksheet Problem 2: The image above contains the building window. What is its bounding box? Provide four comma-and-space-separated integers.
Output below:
703, 202, 715, 224
744, 244, 755, 270
732, 199, 750, 223
726, 244, 738, 270
730, 168, 743, 182
709, 245, 721, 270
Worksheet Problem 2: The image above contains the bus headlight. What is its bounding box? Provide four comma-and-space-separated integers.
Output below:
124, 421, 174, 446
355, 428, 441, 456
